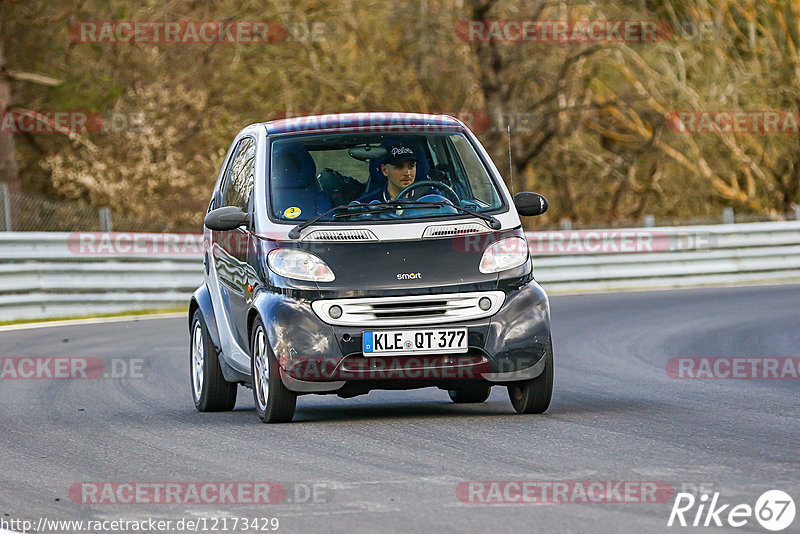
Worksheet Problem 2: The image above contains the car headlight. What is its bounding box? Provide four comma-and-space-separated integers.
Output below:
267, 248, 335, 282
479, 237, 529, 273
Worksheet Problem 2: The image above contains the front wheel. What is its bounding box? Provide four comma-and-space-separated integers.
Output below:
251, 317, 297, 423
507, 337, 553, 414
190, 309, 237, 412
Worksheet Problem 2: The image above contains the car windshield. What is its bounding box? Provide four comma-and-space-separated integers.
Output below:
269, 132, 504, 222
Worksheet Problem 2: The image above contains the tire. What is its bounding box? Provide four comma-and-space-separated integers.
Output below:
190, 309, 237, 412
448, 386, 491, 403
251, 317, 297, 423
507, 337, 553, 414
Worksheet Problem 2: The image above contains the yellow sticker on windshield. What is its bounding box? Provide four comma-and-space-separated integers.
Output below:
284, 207, 302, 219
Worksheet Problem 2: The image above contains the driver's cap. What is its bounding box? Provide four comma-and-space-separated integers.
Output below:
383, 143, 418, 166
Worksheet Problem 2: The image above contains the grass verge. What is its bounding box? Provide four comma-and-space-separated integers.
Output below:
0, 307, 188, 326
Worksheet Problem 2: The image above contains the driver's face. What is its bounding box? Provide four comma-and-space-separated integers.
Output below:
382, 160, 417, 197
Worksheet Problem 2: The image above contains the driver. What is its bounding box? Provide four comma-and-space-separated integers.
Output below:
357, 142, 440, 203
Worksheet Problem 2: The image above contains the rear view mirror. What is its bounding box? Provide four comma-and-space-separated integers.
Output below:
348, 144, 388, 162
513, 192, 548, 217
204, 206, 251, 231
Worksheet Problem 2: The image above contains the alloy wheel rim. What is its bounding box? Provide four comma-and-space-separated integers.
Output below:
254, 327, 269, 411
191, 321, 204, 400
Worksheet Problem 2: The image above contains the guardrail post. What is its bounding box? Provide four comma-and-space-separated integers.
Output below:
560, 219, 572, 230
0, 182, 11, 231
99, 207, 113, 231
644, 215, 655, 227
794, 205, 800, 221
723, 207, 734, 224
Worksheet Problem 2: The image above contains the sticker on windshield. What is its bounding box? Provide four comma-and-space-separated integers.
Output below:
284, 207, 302, 219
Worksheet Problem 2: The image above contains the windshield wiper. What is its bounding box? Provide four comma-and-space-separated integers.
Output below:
324, 200, 500, 229
288, 204, 363, 239
289, 200, 500, 239
392, 200, 502, 230
288, 202, 421, 239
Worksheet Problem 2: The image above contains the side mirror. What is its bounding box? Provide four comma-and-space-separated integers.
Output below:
204, 206, 251, 231
514, 192, 548, 217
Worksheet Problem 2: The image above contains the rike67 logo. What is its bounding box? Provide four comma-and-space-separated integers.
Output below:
668, 490, 795, 531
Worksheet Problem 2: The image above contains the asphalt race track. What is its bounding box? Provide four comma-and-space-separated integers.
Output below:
1, 284, 798, 534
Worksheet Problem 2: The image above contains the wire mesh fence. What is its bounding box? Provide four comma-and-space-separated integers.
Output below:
0, 183, 199, 233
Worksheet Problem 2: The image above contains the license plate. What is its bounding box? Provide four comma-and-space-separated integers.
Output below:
363, 329, 468, 355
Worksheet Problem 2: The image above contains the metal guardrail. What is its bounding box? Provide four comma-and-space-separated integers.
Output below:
0, 221, 798, 322
0, 232, 202, 322
528, 221, 800, 292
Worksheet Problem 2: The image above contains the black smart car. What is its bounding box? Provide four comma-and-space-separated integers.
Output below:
189, 113, 552, 423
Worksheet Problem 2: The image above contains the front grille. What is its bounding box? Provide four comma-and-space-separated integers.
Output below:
311, 291, 505, 326
369, 300, 449, 319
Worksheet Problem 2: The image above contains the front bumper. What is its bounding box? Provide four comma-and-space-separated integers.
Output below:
254, 281, 551, 393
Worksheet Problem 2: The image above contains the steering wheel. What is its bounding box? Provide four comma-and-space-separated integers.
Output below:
394, 180, 461, 206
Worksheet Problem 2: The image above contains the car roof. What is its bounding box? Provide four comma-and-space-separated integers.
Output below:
262, 112, 464, 135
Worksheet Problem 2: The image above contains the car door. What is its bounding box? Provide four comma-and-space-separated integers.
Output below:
214, 136, 256, 349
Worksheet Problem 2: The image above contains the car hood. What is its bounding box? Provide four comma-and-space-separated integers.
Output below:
300, 236, 498, 294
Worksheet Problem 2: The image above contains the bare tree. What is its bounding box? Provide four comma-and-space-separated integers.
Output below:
0, 40, 19, 189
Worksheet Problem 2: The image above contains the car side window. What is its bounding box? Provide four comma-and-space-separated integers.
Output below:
223, 137, 256, 212
211, 141, 241, 212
